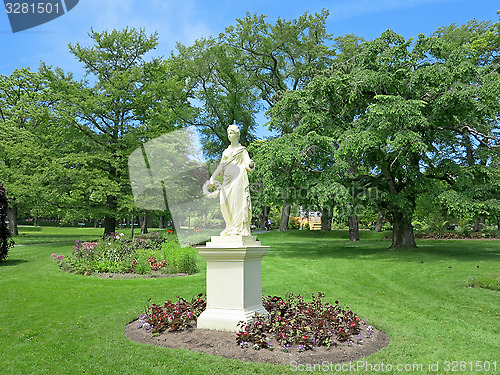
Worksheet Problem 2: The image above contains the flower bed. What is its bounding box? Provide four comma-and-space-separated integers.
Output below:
51, 232, 198, 276
383, 231, 500, 240
137, 294, 207, 332
236, 293, 362, 351
414, 231, 500, 240
137, 293, 369, 352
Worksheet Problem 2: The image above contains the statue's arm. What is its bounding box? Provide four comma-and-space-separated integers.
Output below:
244, 150, 255, 171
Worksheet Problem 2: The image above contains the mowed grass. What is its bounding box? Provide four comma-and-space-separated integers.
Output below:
1, 228, 499, 374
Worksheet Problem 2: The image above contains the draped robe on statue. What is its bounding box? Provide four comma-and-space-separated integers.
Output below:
219, 145, 254, 236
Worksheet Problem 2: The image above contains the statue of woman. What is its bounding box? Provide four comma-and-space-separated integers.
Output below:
208, 124, 254, 236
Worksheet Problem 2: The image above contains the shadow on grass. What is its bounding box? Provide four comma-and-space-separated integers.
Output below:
258, 230, 500, 262
0, 259, 29, 267
13, 234, 101, 245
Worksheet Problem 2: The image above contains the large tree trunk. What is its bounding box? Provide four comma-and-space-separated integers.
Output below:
374, 210, 385, 232
103, 216, 116, 236
348, 215, 360, 241
159, 215, 164, 229
473, 216, 485, 232
7, 204, 18, 236
321, 207, 332, 231
103, 195, 117, 236
390, 213, 417, 248
279, 203, 291, 231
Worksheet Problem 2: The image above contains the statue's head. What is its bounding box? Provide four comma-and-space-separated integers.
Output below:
227, 123, 240, 141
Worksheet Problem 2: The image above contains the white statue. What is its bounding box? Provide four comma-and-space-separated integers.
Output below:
207, 124, 254, 236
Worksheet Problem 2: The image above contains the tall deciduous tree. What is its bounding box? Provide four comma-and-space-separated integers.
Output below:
0, 68, 57, 234
42, 28, 190, 235
249, 133, 313, 231
222, 10, 333, 119
174, 37, 259, 158
430, 17, 500, 230
223, 10, 334, 229
271, 19, 500, 248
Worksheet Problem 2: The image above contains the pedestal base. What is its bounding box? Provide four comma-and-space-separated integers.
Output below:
196, 305, 268, 332
196, 236, 269, 332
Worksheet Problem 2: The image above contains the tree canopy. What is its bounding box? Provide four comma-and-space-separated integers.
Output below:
1, 11, 499, 247
269, 18, 500, 247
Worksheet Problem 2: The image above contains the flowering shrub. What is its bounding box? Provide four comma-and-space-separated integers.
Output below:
236, 293, 361, 351
51, 231, 197, 275
51, 253, 65, 262
137, 294, 206, 333
147, 256, 167, 271
136, 292, 371, 353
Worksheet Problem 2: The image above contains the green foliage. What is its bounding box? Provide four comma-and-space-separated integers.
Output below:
237, 293, 362, 350
40, 28, 191, 234
138, 294, 206, 333
2, 13, 500, 249
222, 9, 333, 123
0, 68, 74, 221
269, 18, 500, 248
160, 241, 198, 274
174, 37, 258, 157
51, 231, 197, 275
414, 231, 500, 240
288, 217, 300, 230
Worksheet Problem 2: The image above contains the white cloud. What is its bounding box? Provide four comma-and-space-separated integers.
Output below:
7, 0, 214, 76
330, 0, 458, 20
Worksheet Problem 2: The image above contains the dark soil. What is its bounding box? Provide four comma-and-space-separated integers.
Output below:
125, 320, 390, 366
93, 272, 189, 279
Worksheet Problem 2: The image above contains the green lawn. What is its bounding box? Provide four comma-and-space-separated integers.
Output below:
1, 228, 499, 374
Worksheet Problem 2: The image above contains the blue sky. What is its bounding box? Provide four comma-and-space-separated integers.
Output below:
1, 0, 499, 137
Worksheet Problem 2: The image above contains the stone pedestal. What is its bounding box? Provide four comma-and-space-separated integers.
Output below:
196, 235, 269, 332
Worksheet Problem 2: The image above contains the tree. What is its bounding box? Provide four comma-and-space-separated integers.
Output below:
221, 10, 334, 228
42, 28, 190, 235
0, 68, 60, 234
430, 17, 500, 231
270, 20, 500, 248
173, 37, 259, 158
249, 134, 312, 231
222, 9, 333, 122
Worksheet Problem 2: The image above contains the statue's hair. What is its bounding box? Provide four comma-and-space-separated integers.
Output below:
227, 124, 240, 136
